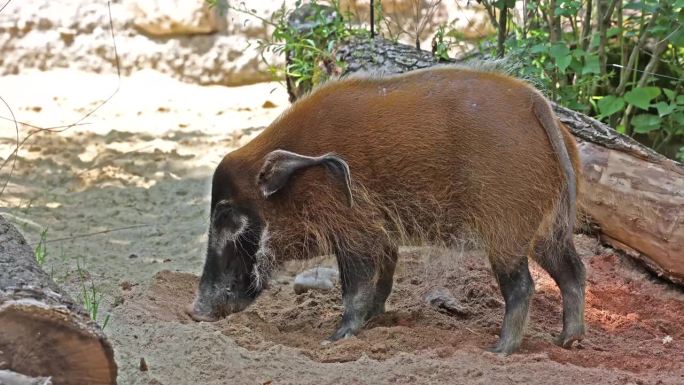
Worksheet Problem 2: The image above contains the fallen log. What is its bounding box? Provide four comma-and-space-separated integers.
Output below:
285, 35, 684, 285
0, 215, 117, 385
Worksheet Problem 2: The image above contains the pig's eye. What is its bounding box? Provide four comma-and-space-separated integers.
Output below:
214, 199, 232, 211
213, 200, 234, 225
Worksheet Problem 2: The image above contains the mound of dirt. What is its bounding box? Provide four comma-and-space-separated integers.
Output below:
118, 235, 684, 384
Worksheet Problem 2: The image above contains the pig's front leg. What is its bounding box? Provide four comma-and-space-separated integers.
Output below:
328, 247, 398, 341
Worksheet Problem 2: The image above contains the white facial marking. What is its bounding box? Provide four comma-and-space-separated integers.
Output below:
251, 224, 274, 290
210, 214, 248, 253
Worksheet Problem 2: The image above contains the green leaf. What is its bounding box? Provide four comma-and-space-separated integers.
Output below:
556, 55, 572, 73
530, 43, 547, 54
655, 102, 676, 117
673, 112, 684, 126
572, 48, 586, 57
549, 43, 570, 59
632, 114, 662, 133
582, 55, 600, 74
676, 0, 684, 8
493, 0, 516, 9
664, 88, 676, 101
624, 87, 661, 109
667, 22, 684, 47
676, 96, 684, 105
607, 27, 622, 38
597, 96, 625, 118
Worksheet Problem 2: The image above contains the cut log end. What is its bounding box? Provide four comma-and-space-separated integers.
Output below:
1, 215, 117, 384
0, 301, 117, 385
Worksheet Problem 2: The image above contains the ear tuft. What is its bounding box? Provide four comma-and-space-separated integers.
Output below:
256, 149, 353, 207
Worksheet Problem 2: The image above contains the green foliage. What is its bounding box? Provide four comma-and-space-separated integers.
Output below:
432, 24, 463, 62
472, 0, 684, 162
208, 1, 365, 88
34, 228, 48, 267
273, 1, 360, 87
76, 258, 110, 330
625, 87, 661, 110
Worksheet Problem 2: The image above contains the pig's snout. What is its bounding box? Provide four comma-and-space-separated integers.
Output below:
185, 301, 220, 322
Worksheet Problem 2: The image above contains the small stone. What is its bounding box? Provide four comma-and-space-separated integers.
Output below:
120, 281, 134, 291
139, 357, 148, 371
262, 100, 277, 108
293, 267, 339, 294
423, 287, 471, 317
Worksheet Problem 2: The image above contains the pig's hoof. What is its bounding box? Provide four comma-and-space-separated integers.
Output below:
554, 323, 585, 348
328, 325, 358, 342
486, 343, 515, 356
554, 331, 584, 348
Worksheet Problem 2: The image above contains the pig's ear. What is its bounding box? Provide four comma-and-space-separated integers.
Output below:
256, 149, 353, 207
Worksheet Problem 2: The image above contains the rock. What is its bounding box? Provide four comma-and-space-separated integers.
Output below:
0, 0, 295, 86
293, 267, 339, 295
0, 0, 496, 87
422, 287, 471, 317
130, 0, 225, 37
0, 370, 53, 385
139, 357, 148, 372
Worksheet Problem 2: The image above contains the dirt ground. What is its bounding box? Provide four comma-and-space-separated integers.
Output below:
1, 70, 683, 385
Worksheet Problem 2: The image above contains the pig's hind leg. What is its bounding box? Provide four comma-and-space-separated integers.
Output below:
488, 256, 535, 354
533, 236, 586, 348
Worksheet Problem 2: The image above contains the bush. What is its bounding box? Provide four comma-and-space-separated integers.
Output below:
472, 0, 684, 161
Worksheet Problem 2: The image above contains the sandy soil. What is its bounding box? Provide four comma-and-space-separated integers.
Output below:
1, 70, 683, 385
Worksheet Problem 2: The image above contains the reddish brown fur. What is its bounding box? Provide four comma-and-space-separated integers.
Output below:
218, 67, 580, 265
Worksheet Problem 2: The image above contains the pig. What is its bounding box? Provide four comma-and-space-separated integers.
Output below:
186, 65, 585, 354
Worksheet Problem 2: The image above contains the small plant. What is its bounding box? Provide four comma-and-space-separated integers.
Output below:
207, 0, 365, 90
475, 0, 684, 162
76, 258, 111, 330
431, 23, 462, 62
34, 228, 48, 267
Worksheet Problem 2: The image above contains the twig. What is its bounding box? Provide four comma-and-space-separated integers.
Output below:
615, 2, 663, 95
0, 1, 121, 197
0, 96, 19, 196
620, 38, 669, 130
610, 64, 681, 82
0, 0, 12, 14
580, 0, 593, 51
28, 224, 153, 246
496, 3, 507, 58
0, 117, 92, 131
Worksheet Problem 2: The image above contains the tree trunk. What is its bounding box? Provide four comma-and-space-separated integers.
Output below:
555, 105, 684, 285
0, 215, 117, 385
286, 36, 684, 286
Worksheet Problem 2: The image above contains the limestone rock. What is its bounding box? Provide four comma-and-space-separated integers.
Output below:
293, 267, 340, 294
130, 0, 225, 36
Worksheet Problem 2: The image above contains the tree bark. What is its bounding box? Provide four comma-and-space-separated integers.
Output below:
0, 215, 117, 385
286, 36, 684, 286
